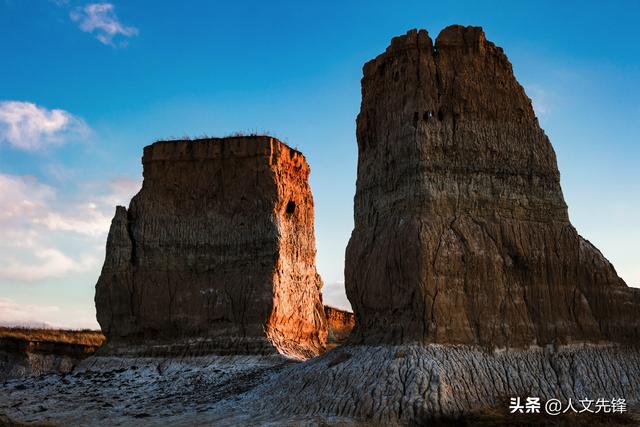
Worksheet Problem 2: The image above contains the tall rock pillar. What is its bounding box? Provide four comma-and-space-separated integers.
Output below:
345, 26, 640, 347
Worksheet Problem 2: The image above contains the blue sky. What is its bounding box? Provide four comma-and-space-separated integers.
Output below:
0, 0, 638, 328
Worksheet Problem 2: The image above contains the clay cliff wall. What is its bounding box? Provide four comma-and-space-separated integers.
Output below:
345, 26, 640, 348
95, 136, 327, 358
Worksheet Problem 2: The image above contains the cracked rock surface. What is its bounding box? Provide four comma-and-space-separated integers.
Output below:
250, 344, 640, 425
1, 345, 638, 425
2, 26, 639, 427
95, 136, 327, 359
0, 355, 296, 426
345, 25, 640, 347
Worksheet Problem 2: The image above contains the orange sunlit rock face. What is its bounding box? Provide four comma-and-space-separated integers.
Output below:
324, 306, 355, 345
95, 136, 327, 358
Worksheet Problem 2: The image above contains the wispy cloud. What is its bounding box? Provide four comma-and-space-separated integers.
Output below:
0, 173, 140, 236
0, 249, 98, 282
524, 84, 554, 118
0, 297, 99, 329
0, 101, 89, 151
323, 281, 352, 311
34, 203, 113, 237
0, 298, 60, 328
0, 173, 140, 282
70, 3, 138, 46
96, 176, 141, 207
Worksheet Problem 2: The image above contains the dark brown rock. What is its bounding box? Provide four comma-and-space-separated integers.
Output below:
346, 25, 640, 348
0, 337, 99, 381
95, 136, 327, 358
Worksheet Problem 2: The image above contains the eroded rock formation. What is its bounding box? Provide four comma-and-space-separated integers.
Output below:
3, 26, 640, 427
324, 305, 355, 346
345, 25, 640, 347
4, 344, 638, 425
95, 136, 327, 358
0, 337, 99, 381
252, 344, 640, 425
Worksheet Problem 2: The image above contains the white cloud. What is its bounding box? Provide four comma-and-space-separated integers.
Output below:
524, 84, 552, 118
0, 173, 138, 328
0, 249, 98, 282
0, 298, 60, 328
0, 174, 55, 224
0, 174, 139, 236
46, 163, 76, 181
34, 203, 113, 237
0, 101, 89, 151
96, 176, 141, 208
323, 281, 352, 312
0, 297, 99, 329
0, 173, 140, 282
70, 3, 138, 46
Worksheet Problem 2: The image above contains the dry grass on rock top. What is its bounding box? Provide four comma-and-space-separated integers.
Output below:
0, 327, 105, 347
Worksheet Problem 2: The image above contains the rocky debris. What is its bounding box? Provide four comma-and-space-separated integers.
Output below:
345, 25, 640, 347
1, 345, 638, 426
0, 355, 294, 426
95, 136, 327, 359
324, 306, 355, 346
0, 337, 99, 381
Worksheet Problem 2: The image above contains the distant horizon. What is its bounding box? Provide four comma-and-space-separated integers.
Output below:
1, 0, 638, 329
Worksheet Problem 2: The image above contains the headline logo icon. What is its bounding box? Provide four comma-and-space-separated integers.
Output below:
509, 397, 627, 415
